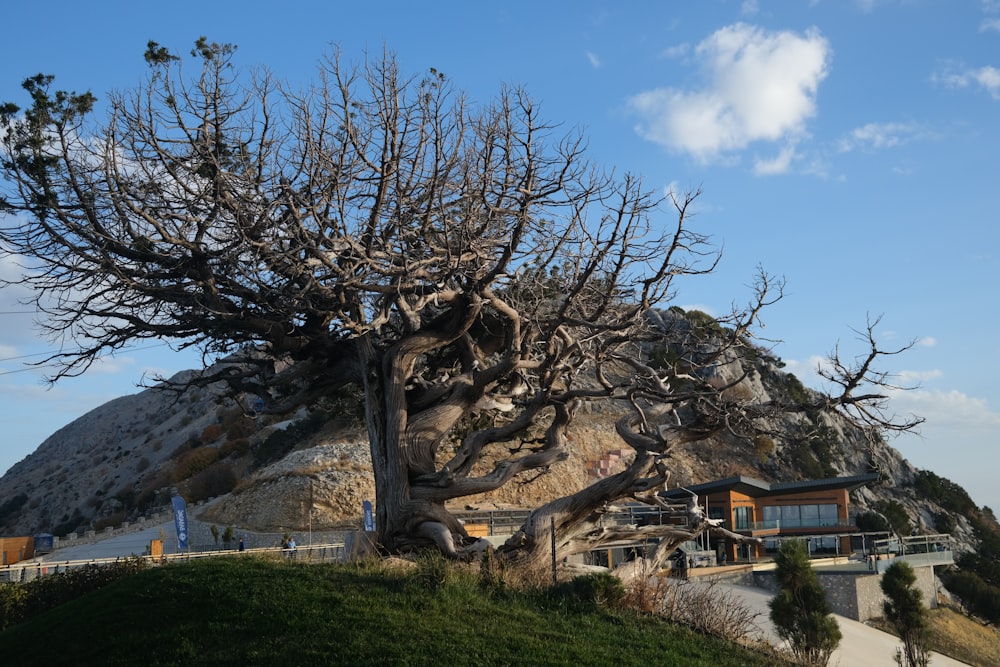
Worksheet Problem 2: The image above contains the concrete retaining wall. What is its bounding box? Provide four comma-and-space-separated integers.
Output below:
753, 562, 938, 622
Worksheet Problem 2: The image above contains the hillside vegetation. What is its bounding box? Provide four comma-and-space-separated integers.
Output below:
0, 557, 790, 667
1, 310, 999, 628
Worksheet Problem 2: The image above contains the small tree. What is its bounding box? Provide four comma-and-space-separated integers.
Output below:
881, 561, 930, 667
222, 525, 235, 547
769, 540, 841, 666
210, 524, 220, 545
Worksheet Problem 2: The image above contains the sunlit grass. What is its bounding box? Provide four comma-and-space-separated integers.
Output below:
0, 556, 790, 666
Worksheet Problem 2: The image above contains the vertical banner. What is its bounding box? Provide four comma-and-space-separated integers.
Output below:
171, 495, 189, 551
363, 500, 375, 532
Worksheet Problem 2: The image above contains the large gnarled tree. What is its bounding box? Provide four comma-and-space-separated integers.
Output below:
0, 40, 921, 577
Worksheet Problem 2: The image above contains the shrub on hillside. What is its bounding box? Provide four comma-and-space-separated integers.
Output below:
199, 423, 223, 444
553, 572, 626, 609
185, 462, 238, 503
941, 570, 1000, 625
252, 412, 327, 468
172, 447, 220, 483
913, 471, 976, 518
0, 558, 149, 629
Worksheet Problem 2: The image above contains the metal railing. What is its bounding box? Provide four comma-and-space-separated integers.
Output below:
739, 518, 857, 532
871, 533, 954, 568
453, 505, 689, 537
0, 542, 347, 584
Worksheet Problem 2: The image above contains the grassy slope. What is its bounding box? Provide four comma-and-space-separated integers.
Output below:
0, 557, 788, 667
870, 605, 999, 667
927, 607, 1000, 667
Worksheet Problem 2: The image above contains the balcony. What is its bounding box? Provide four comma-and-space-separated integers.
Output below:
736, 518, 857, 536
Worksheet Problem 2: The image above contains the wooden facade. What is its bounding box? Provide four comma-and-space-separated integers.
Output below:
0, 536, 35, 566
663, 473, 879, 562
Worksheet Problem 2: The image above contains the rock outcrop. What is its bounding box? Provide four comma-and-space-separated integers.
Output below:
0, 353, 988, 557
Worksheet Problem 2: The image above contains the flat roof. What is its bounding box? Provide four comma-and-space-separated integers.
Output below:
661, 472, 881, 500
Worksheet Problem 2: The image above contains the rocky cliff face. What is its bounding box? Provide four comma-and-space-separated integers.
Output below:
0, 353, 985, 555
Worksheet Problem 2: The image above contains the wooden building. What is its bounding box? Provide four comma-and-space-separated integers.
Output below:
662, 473, 880, 563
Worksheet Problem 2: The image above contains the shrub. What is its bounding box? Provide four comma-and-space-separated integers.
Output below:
942, 570, 1000, 624
559, 572, 626, 609
51, 510, 85, 537
0, 558, 149, 629
913, 471, 976, 518
881, 561, 930, 667
657, 578, 761, 642
200, 423, 223, 444
172, 447, 220, 483
856, 511, 890, 533
753, 435, 776, 462
185, 462, 237, 502
874, 500, 912, 537
219, 438, 251, 459
0, 493, 28, 524
769, 540, 841, 666
932, 512, 956, 535
94, 512, 126, 531
252, 412, 327, 468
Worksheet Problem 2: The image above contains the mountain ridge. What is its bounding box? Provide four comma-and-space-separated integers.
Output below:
0, 351, 986, 561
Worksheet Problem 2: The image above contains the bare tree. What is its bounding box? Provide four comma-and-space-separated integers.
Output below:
0, 40, 922, 577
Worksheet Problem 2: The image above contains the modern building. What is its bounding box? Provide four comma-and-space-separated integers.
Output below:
0, 536, 35, 566
661, 472, 881, 563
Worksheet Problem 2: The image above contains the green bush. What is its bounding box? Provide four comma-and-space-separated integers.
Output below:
171, 447, 220, 483
913, 471, 976, 518
0, 558, 149, 629
941, 570, 1000, 625
769, 540, 841, 666
185, 462, 237, 502
252, 412, 326, 468
881, 561, 930, 667
559, 572, 626, 609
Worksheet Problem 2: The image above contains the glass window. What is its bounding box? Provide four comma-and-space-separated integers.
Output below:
800, 504, 820, 526
819, 504, 839, 526
734, 506, 751, 530
763, 506, 780, 524
780, 505, 801, 528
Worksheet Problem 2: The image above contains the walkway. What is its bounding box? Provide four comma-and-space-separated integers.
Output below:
713, 581, 970, 667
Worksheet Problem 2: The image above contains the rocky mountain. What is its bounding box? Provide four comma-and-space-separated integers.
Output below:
0, 344, 989, 558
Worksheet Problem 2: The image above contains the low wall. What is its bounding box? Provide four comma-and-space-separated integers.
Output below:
753, 561, 938, 622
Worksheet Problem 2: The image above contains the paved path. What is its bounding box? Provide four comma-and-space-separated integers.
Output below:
36, 523, 174, 563
716, 582, 970, 667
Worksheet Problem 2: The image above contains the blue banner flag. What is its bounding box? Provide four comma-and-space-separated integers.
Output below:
171, 495, 189, 551
363, 500, 375, 532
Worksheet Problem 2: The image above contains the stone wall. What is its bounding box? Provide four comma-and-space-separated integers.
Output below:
752, 563, 938, 622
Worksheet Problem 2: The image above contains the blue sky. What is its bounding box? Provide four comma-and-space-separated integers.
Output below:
2, 1, 999, 513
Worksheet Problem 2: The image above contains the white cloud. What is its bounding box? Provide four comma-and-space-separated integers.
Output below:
895, 368, 943, 385
627, 23, 830, 164
917, 336, 937, 347
741, 0, 759, 16
934, 64, 1000, 99
752, 144, 797, 175
888, 387, 1000, 431
982, 0, 1000, 31
586, 51, 601, 68
836, 121, 925, 153
782, 355, 832, 383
